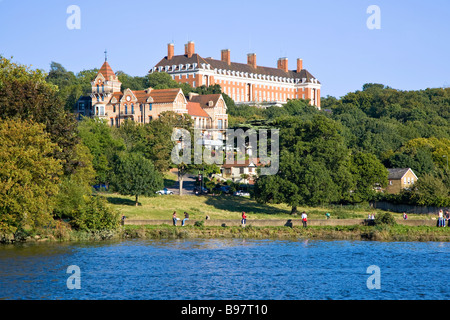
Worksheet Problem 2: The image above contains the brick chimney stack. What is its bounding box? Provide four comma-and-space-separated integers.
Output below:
221, 49, 231, 65
247, 53, 256, 69
168, 43, 174, 60
297, 58, 303, 73
277, 57, 288, 72
185, 41, 195, 58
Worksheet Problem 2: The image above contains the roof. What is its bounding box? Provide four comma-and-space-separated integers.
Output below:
222, 158, 261, 168
187, 102, 209, 118
387, 168, 417, 180
189, 94, 221, 108
154, 53, 319, 83
148, 88, 181, 104
98, 61, 115, 79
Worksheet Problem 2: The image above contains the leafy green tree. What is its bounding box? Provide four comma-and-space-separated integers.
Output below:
146, 72, 179, 89
0, 56, 80, 175
111, 152, 164, 206
77, 117, 125, 184
0, 119, 63, 235
349, 152, 388, 202
256, 115, 353, 212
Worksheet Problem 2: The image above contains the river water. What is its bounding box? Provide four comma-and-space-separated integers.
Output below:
0, 239, 449, 300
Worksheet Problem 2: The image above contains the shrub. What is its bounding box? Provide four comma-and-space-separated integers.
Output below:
374, 212, 397, 226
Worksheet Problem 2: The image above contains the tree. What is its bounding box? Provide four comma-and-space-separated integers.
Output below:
255, 115, 353, 212
146, 72, 179, 89
0, 56, 80, 175
77, 117, 125, 184
349, 152, 388, 202
0, 119, 63, 235
111, 152, 164, 206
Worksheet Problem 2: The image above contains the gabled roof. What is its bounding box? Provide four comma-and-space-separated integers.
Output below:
187, 102, 209, 118
98, 61, 115, 79
189, 94, 222, 108
154, 54, 319, 83
148, 88, 182, 104
222, 158, 261, 168
387, 168, 418, 180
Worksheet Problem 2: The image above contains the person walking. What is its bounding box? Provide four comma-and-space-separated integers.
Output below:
182, 211, 189, 226
172, 211, 177, 226
301, 211, 308, 228
241, 211, 247, 227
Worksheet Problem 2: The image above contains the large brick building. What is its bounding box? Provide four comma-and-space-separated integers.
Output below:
150, 41, 321, 108
75, 59, 228, 140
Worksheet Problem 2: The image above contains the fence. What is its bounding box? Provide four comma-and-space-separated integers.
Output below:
372, 201, 448, 215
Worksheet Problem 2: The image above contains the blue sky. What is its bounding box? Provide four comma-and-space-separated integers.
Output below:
1, 0, 449, 98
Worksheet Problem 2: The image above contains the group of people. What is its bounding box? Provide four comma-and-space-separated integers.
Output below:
437, 209, 450, 227
172, 211, 189, 226
171, 211, 311, 228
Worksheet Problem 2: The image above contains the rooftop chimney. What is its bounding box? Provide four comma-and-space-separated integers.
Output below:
247, 53, 256, 69
185, 41, 195, 58
168, 43, 174, 60
221, 49, 231, 65
297, 58, 303, 73
277, 57, 288, 72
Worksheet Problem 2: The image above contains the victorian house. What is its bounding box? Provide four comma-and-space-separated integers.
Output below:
74, 60, 228, 140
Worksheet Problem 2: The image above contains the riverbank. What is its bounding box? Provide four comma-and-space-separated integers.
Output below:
2, 222, 449, 244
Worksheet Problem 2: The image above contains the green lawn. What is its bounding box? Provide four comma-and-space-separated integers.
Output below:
99, 192, 423, 221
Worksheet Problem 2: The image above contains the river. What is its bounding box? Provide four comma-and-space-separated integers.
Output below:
0, 239, 449, 300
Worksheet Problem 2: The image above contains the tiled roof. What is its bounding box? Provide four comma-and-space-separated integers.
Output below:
387, 168, 412, 180
98, 61, 115, 79
187, 102, 209, 118
222, 158, 261, 168
148, 88, 181, 104
189, 94, 221, 108
154, 54, 319, 83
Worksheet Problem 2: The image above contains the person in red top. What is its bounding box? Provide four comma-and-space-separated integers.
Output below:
241, 211, 247, 227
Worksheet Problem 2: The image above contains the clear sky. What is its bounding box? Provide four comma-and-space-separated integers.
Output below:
1, 0, 449, 98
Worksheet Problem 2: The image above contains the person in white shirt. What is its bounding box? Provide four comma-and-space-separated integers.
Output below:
301, 212, 308, 228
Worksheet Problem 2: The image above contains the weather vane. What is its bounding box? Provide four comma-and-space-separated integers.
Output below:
104, 49, 108, 62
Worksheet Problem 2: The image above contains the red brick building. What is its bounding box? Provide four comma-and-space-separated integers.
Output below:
150, 41, 321, 108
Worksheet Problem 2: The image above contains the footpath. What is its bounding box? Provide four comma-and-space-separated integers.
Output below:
124, 219, 439, 227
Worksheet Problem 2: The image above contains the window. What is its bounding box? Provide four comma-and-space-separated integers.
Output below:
124, 104, 128, 114
218, 120, 223, 129
131, 104, 134, 114
102, 85, 104, 93
113, 105, 116, 113
149, 103, 152, 111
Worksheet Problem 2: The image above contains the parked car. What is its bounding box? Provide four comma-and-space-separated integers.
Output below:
194, 186, 208, 194
234, 190, 250, 197
156, 188, 174, 195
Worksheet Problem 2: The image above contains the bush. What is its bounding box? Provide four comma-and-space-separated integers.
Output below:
70, 195, 120, 231
194, 221, 204, 228
374, 212, 397, 226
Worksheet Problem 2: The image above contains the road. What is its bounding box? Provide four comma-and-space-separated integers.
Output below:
166, 173, 197, 195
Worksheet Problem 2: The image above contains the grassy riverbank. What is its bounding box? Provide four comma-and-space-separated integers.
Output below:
2, 222, 449, 244
2, 192, 447, 244
100, 192, 435, 221
122, 224, 450, 242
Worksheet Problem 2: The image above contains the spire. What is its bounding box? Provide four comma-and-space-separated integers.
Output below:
104, 49, 108, 62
